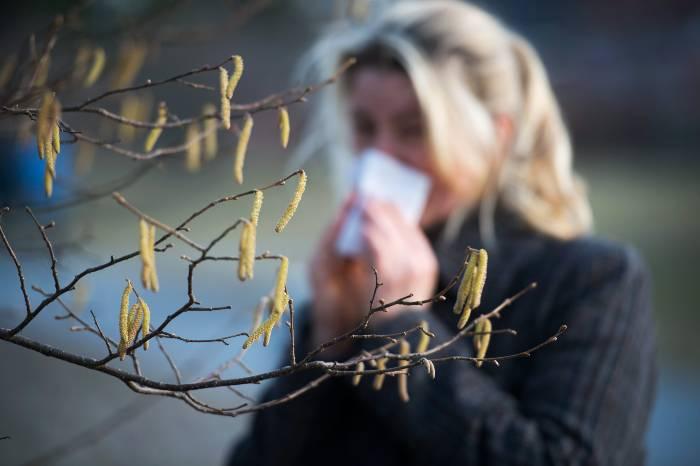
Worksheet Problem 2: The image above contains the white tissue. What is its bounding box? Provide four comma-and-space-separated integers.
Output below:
335, 148, 431, 256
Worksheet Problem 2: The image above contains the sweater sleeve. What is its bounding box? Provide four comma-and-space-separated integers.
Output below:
347, 244, 657, 466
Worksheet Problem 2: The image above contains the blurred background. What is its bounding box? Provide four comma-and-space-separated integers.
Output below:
0, 1, 698, 465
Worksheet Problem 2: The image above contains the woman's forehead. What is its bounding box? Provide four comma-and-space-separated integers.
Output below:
347, 68, 422, 119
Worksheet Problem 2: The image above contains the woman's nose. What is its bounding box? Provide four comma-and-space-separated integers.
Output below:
372, 130, 401, 159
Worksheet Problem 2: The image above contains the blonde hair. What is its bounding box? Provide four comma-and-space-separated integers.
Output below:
294, 0, 593, 241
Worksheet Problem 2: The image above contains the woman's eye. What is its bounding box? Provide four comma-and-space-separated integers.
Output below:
398, 124, 423, 139
354, 119, 375, 138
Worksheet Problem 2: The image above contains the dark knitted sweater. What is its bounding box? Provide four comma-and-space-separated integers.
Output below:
227, 210, 657, 466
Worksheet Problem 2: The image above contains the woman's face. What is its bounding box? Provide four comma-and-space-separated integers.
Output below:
347, 67, 462, 227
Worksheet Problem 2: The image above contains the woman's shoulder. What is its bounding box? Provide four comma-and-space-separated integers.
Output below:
516, 234, 654, 325
543, 234, 650, 288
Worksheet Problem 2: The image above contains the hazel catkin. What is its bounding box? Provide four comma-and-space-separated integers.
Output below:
422, 358, 436, 379
352, 361, 365, 386
185, 122, 201, 172
271, 256, 289, 315
278, 106, 290, 149
250, 190, 263, 227
139, 297, 151, 350
372, 358, 388, 391
202, 104, 218, 159
454, 251, 478, 315
144, 102, 167, 152
219, 67, 231, 130
84, 47, 106, 87
274, 171, 306, 233
139, 219, 151, 289
118, 280, 133, 344
398, 339, 410, 402
454, 248, 489, 330
237, 220, 256, 281
233, 114, 253, 184
226, 55, 244, 100
468, 248, 488, 309
147, 224, 159, 292
43, 167, 53, 197
416, 320, 431, 353
473, 318, 492, 368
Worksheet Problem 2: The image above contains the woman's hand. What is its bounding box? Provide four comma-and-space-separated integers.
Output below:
309, 196, 368, 352
360, 198, 438, 324
309, 196, 438, 352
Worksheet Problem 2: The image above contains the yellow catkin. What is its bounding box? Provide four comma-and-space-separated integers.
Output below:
219, 67, 231, 130
52, 122, 60, 155
139, 297, 151, 350
39, 96, 60, 179
139, 219, 152, 290
117, 340, 127, 360
250, 190, 263, 226
111, 41, 147, 88
238, 221, 256, 281
242, 311, 279, 349
278, 106, 290, 148
72, 45, 91, 81
147, 224, 159, 292
422, 358, 436, 379
45, 143, 56, 178
352, 361, 365, 386
274, 171, 306, 233
185, 122, 201, 172
118, 95, 139, 143
272, 256, 289, 314
238, 259, 288, 350
416, 320, 431, 353
263, 313, 281, 347
0, 54, 17, 89
127, 302, 143, 343
468, 249, 488, 309
117, 340, 128, 359
453, 251, 478, 315
45, 121, 57, 179
398, 339, 410, 402
34, 56, 50, 87
242, 322, 267, 349
226, 55, 244, 99
84, 47, 106, 87
202, 104, 218, 159
372, 358, 388, 391
233, 114, 253, 184
457, 271, 477, 329
250, 296, 268, 333
474, 318, 492, 368
119, 302, 143, 360
119, 281, 133, 343
144, 102, 167, 152
36, 92, 53, 160
43, 166, 53, 198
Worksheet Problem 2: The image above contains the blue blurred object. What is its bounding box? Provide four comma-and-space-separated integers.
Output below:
0, 137, 72, 205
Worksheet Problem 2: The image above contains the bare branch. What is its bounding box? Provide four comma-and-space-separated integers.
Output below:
0, 208, 32, 316
25, 207, 60, 292
112, 191, 205, 252
159, 331, 247, 346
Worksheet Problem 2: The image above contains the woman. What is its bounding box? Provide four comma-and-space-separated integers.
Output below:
229, 1, 656, 464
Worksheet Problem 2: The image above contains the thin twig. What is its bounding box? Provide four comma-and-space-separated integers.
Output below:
159, 331, 247, 346
288, 295, 296, 366
25, 207, 60, 292
90, 310, 112, 356
0, 208, 32, 316
112, 192, 205, 252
